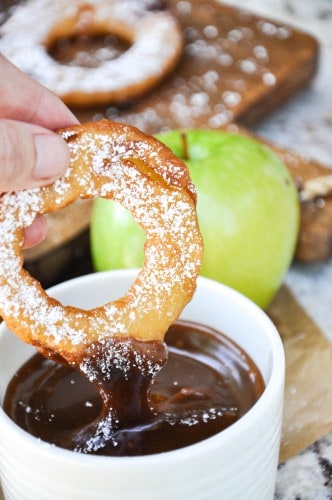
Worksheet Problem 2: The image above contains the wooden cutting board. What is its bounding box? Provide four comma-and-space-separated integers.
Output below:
78, 0, 317, 132
0, 1, 320, 128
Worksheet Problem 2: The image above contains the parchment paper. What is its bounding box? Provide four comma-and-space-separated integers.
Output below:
268, 286, 332, 463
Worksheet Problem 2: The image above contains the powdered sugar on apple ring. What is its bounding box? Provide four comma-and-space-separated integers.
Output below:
0, 120, 203, 363
0, 0, 183, 107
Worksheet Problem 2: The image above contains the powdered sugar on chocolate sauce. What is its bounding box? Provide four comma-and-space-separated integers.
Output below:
0, 0, 183, 105
0, 121, 203, 372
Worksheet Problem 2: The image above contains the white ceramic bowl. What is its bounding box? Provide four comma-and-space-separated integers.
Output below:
0, 270, 284, 500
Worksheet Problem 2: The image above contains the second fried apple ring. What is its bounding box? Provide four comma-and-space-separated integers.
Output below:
0, 0, 183, 107
0, 120, 203, 364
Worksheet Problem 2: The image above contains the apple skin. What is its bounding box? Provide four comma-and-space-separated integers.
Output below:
90, 130, 300, 309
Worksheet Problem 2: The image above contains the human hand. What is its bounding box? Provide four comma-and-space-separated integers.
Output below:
0, 54, 79, 247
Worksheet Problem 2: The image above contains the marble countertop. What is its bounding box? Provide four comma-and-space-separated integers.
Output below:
223, 0, 332, 498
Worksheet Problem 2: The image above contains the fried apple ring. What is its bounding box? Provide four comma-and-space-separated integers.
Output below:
0, 0, 183, 107
0, 120, 203, 364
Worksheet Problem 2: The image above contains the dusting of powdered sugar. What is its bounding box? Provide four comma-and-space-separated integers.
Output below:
79, 340, 136, 382
79, 336, 167, 382
0, 0, 183, 103
99, 2, 310, 135
0, 121, 202, 365
73, 411, 120, 454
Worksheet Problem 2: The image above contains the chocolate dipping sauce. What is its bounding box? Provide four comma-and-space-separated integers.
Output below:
4, 321, 264, 456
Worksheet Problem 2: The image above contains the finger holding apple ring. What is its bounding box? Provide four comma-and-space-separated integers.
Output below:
0, 120, 203, 364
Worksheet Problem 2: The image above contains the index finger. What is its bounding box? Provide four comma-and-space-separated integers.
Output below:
0, 54, 79, 130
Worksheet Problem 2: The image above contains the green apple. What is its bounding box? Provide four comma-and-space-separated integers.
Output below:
90, 130, 299, 309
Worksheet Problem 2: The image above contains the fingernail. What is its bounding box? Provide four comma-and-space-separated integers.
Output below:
33, 134, 70, 180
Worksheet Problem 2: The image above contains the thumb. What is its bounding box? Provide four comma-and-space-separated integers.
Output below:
0, 119, 70, 193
